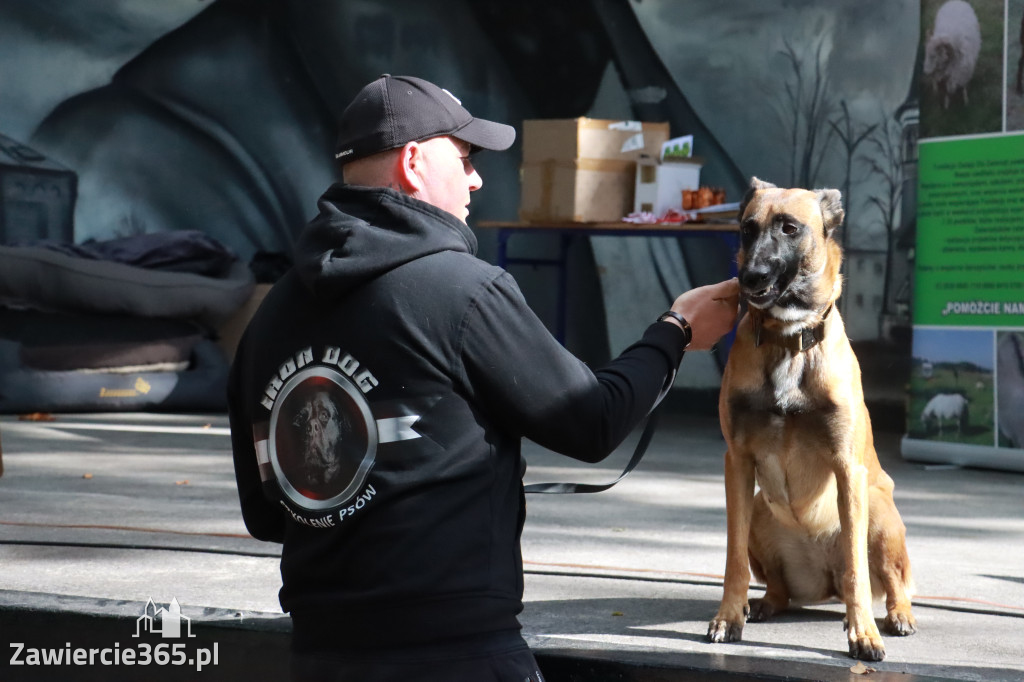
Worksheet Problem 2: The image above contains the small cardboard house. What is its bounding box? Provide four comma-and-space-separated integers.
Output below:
633, 157, 702, 217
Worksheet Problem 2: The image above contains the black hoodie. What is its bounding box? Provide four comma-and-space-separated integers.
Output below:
228, 183, 688, 651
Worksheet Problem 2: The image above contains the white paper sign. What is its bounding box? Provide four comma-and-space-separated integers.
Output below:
608, 120, 643, 132
620, 133, 646, 153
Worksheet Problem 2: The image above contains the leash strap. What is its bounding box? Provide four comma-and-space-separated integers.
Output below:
523, 407, 661, 494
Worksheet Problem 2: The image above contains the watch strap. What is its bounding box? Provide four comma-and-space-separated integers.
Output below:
658, 310, 692, 348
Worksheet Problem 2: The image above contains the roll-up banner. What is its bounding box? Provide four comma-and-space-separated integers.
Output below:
902, 1, 1024, 471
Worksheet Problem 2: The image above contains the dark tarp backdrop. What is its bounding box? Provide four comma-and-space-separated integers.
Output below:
0, 0, 919, 390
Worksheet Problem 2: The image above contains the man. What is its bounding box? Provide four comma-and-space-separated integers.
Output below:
228, 74, 739, 681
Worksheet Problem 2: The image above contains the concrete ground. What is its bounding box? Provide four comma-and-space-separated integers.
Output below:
0, 409, 1022, 681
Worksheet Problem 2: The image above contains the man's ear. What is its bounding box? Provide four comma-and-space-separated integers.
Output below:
397, 141, 426, 194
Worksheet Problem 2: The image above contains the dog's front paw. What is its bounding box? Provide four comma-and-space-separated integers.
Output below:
883, 611, 917, 636
707, 606, 747, 643
848, 633, 886, 662
707, 618, 744, 643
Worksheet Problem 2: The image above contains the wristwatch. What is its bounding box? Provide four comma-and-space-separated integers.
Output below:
658, 310, 692, 348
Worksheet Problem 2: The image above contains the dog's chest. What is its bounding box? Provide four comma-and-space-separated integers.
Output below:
768, 352, 810, 412
727, 350, 823, 421
753, 444, 839, 532
729, 351, 840, 532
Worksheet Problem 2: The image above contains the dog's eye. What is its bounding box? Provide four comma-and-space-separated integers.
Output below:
782, 222, 799, 235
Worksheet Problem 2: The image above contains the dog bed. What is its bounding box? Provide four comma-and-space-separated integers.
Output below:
0, 235, 254, 328
0, 232, 253, 413
0, 337, 229, 413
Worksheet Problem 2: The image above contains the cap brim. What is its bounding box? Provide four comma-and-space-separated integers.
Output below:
452, 117, 516, 152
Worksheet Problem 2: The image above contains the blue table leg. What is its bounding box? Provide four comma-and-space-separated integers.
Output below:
555, 233, 571, 345
497, 228, 511, 270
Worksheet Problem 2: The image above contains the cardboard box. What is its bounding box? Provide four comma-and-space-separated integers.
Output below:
634, 157, 703, 216
519, 118, 670, 223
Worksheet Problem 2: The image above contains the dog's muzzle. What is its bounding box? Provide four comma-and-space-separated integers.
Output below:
740, 259, 788, 308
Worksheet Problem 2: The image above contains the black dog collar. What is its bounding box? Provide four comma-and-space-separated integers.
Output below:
754, 304, 833, 352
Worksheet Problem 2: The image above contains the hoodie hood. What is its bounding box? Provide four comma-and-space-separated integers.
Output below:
295, 183, 479, 298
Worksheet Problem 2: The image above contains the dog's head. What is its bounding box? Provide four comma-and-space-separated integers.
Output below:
293, 391, 344, 483
736, 177, 844, 321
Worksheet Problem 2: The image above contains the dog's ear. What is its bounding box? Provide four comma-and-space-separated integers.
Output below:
739, 177, 777, 218
815, 188, 844, 238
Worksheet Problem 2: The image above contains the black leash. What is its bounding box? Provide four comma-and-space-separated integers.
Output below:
523, 406, 661, 494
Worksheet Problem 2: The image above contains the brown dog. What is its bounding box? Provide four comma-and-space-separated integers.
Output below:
706, 178, 916, 661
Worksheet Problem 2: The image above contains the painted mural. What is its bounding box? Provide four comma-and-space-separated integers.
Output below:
633, 0, 920, 342
0, 0, 921, 394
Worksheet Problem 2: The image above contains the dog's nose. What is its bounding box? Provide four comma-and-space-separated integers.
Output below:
741, 264, 773, 291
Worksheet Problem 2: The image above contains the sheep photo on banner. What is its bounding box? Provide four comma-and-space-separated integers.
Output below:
901, 0, 1024, 472
920, 0, 1002, 136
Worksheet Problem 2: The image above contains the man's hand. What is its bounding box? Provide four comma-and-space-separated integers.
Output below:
668, 278, 740, 351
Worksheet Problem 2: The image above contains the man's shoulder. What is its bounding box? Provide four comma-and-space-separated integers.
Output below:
408, 249, 504, 284
390, 251, 518, 316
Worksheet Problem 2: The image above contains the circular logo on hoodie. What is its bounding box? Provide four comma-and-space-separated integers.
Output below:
268, 365, 377, 512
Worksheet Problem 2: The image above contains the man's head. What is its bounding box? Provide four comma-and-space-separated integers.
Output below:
335, 74, 515, 222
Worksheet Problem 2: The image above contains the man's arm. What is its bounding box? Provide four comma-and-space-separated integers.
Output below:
459, 273, 738, 463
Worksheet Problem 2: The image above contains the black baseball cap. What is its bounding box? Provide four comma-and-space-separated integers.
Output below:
334, 74, 516, 164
